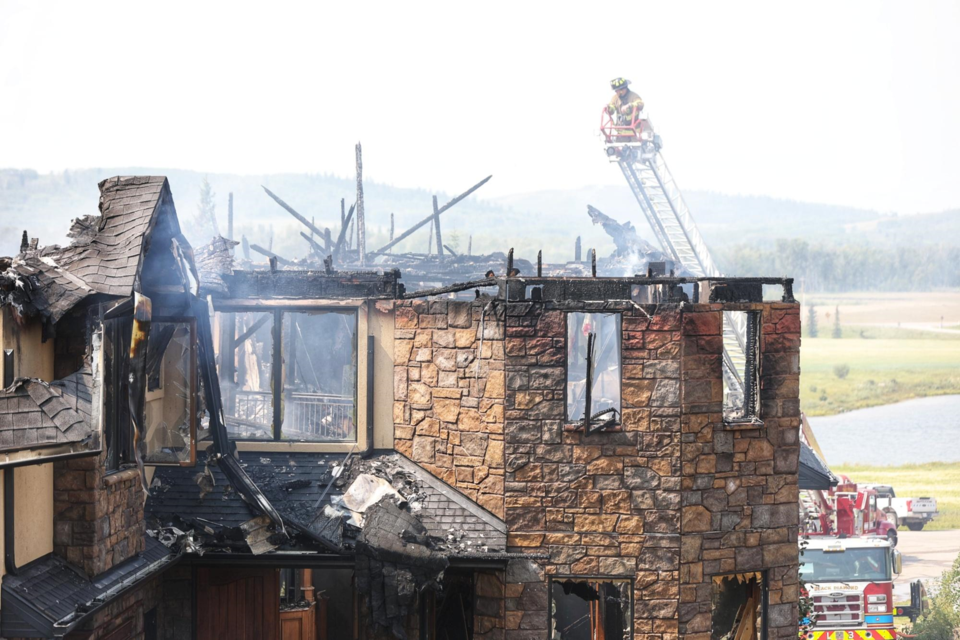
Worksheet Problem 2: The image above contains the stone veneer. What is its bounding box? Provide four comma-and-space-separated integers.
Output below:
393, 300, 506, 518
53, 451, 146, 577
394, 296, 801, 640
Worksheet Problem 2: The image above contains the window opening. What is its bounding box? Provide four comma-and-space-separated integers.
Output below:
722, 311, 760, 422
216, 309, 359, 443
281, 310, 357, 442
143, 319, 197, 465
217, 311, 274, 440
712, 573, 765, 640
549, 577, 632, 639
566, 313, 621, 430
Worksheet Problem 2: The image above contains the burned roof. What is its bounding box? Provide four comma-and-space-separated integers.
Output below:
1, 537, 176, 638
145, 450, 506, 553
0, 366, 96, 453
221, 268, 404, 301
1, 176, 188, 324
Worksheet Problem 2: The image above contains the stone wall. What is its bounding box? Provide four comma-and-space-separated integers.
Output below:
53, 452, 145, 577
393, 300, 506, 518
392, 296, 802, 640
678, 303, 801, 640
502, 301, 684, 640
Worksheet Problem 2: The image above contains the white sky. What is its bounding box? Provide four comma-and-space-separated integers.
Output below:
1, 0, 959, 214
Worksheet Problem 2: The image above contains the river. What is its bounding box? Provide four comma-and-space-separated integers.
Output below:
807, 395, 960, 466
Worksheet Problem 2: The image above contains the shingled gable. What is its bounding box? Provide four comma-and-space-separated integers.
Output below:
0, 365, 96, 453
0, 176, 190, 325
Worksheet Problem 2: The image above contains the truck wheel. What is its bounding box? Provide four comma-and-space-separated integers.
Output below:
887, 529, 898, 547
907, 522, 925, 532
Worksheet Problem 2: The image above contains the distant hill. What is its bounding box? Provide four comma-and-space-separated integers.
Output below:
2, 168, 957, 270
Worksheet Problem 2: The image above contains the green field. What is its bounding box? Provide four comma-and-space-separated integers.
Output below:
833, 462, 960, 531
800, 327, 960, 416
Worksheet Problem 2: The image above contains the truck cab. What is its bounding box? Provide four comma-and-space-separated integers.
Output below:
801, 536, 901, 639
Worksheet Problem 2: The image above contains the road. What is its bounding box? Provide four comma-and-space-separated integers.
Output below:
893, 529, 960, 601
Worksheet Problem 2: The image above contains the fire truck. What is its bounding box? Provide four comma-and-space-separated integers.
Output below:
801, 536, 902, 640
801, 479, 898, 547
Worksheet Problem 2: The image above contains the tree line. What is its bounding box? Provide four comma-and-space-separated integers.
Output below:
719, 239, 960, 291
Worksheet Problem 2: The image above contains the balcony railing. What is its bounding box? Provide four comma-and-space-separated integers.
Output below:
225, 390, 355, 442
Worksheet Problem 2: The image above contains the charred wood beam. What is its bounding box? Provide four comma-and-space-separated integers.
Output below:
442, 244, 459, 257
300, 231, 325, 257
402, 275, 794, 300
233, 314, 271, 351
261, 186, 326, 239
432, 195, 443, 258
575, 236, 582, 262
356, 143, 366, 266
227, 193, 234, 243
250, 244, 294, 266
324, 228, 332, 253
332, 203, 356, 263
371, 175, 492, 255
582, 332, 595, 432
402, 277, 497, 299
241, 235, 251, 261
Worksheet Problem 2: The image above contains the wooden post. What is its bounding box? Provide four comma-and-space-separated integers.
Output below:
537, 250, 542, 277
356, 142, 366, 266
575, 236, 582, 262
432, 195, 443, 257
324, 228, 332, 253
427, 220, 434, 255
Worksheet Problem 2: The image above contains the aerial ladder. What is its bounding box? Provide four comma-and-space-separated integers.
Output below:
600, 107, 748, 401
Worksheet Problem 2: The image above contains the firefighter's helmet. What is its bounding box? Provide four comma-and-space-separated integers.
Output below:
611, 77, 631, 90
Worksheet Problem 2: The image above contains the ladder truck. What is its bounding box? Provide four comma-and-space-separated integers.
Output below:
600, 107, 749, 405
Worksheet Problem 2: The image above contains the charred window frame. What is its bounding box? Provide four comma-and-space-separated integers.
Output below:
722, 311, 761, 425
142, 317, 198, 466
711, 571, 768, 640
215, 307, 359, 443
103, 316, 136, 472
548, 576, 633, 640
565, 312, 622, 432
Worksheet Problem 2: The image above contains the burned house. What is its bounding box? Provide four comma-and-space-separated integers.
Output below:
0, 176, 802, 640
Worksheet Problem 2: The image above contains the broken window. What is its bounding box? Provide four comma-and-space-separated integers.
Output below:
102, 316, 136, 471
722, 311, 761, 422
549, 577, 632, 640
143, 319, 197, 465
566, 313, 621, 430
215, 308, 358, 442
281, 310, 357, 442
712, 573, 765, 640
217, 311, 275, 440
420, 569, 475, 640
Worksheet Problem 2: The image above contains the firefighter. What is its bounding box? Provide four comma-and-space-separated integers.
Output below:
606, 77, 644, 125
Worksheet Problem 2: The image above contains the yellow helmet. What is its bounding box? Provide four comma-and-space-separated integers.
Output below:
611, 77, 630, 90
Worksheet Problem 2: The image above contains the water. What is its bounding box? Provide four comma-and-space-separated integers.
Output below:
807, 395, 960, 466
